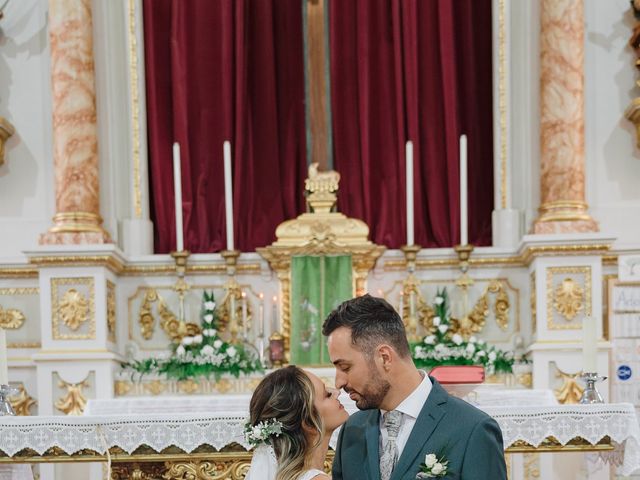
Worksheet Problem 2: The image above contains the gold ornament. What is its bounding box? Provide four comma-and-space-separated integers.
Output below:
54, 378, 89, 415
554, 371, 584, 404
553, 278, 584, 321
9, 385, 37, 416
58, 288, 89, 331
0, 305, 25, 329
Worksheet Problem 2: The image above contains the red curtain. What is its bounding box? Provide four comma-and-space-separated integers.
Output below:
330, 0, 494, 248
144, 0, 307, 253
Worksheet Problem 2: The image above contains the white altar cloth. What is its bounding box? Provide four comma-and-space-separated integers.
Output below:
1, 404, 639, 475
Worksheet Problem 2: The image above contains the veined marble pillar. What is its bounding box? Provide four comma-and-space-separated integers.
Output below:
40, 0, 111, 245
532, 0, 598, 234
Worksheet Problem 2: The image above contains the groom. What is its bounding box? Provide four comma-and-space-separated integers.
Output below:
323, 294, 506, 480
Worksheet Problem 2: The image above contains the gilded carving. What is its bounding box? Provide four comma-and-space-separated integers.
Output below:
114, 380, 132, 397
137, 288, 200, 343
0, 306, 25, 329
215, 379, 232, 394
553, 278, 584, 321
162, 460, 251, 480
530, 271, 537, 333
554, 371, 584, 405
0, 116, 15, 166
54, 377, 90, 415
523, 452, 540, 479
143, 380, 165, 396
110, 462, 166, 480
178, 379, 199, 395
9, 385, 37, 416
107, 280, 116, 342
52, 277, 96, 340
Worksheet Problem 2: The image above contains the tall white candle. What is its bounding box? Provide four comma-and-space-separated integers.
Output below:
0, 327, 8, 385
223, 141, 235, 251
173, 142, 184, 252
459, 135, 468, 245
272, 295, 279, 332
398, 291, 404, 319
258, 293, 265, 337
406, 141, 415, 246
241, 292, 248, 338
582, 315, 598, 372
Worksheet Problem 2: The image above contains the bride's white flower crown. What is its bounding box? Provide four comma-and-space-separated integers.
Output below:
244, 418, 284, 446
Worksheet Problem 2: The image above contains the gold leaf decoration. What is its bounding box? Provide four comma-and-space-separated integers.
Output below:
114, 380, 132, 397
9, 385, 37, 416
554, 371, 584, 404
553, 278, 584, 321
0, 306, 25, 329
54, 378, 89, 415
139, 288, 158, 340
488, 280, 510, 331
58, 288, 89, 331
138, 288, 200, 343
107, 280, 116, 342
143, 380, 165, 396
163, 460, 251, 480
178, 379, 199, 395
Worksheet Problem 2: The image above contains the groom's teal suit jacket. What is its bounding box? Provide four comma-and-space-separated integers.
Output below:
332, 378, 506, 480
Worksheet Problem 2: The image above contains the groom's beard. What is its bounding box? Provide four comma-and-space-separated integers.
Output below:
347, 367, 390, 410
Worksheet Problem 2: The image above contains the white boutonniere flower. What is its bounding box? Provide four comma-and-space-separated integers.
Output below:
416, 452, 449, 478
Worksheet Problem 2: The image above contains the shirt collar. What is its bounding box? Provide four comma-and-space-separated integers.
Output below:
382, 371, 432, 420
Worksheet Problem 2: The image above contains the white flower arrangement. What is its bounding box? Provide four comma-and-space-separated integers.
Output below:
244, 418, 284, 447
416, 452, 449, 478
411, 288, 514, 375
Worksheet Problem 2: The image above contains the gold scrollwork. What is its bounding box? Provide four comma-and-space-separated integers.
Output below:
9, 384, 37, 416
0, 305, 25, 329
523, 452, 540, 479
111, 462, 166, 480
554, 370, 584, 405
553, 278, 584, 321
59, 289, 89, 331
107, 280, 116, 342
162, 460, 251, 480
54, 377, 90, 415
216, 283, 251, 341
137, 288, 200, 343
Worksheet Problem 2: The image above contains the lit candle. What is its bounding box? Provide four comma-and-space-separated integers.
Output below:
0, 327, 8, 385
406, 141, 414, 246
272, 295, 279, 332
223, 141, 235, 251
241, 292, 248, 338
259, 293, 265, 337
459, 135, 468, 245
582, 315, 598, 373
173, 142, 184, 252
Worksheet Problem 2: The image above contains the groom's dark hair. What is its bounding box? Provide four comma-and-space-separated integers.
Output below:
322, 294, 410, 358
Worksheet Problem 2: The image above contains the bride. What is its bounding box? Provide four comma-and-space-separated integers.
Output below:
245, 365, 349, 480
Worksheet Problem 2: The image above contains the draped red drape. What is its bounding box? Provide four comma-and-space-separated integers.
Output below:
330, 0, 494, 248
144, 0, 307, 253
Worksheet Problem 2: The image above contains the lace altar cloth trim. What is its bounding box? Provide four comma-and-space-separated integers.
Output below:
0, 404, 639, 475
481, 403, 640, 476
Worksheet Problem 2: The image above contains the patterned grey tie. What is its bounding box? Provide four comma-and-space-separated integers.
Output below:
380, 410, 403, 480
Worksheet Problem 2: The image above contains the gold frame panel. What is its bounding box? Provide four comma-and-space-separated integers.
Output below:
546, 266, 591, 331
51, 277, 96, 340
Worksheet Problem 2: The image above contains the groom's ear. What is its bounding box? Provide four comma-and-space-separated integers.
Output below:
377, 344, 394, 372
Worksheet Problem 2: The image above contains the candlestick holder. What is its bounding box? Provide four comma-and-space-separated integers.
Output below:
0, 384, 18, 416
454, 244, 475, 288
579, 372, 606, 404
269, 331, 285, 367
400, 245, 423, 342
220, 249, 241, 277
170, 250, 191, 325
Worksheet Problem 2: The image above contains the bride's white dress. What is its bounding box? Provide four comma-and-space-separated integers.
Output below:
245, 445, 327, 480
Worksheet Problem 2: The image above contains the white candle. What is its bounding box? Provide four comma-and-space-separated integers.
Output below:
241, 292, 248, 338
258, 293, 265, 337
0, 327, 8, 385
223, 141, 235, 251
459, 135, 468, 245
398, 291, 404, 319
272, 295, 279, 332
406, 141, 414, 246
582, 315, 598, 373
173, 142, 184, 252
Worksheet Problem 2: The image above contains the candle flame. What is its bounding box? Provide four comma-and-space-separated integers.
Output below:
241, 291, 246, 298
273, 295, 278, 302
259, 293, 264, 299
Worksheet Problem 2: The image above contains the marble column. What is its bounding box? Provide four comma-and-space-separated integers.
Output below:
40, 0, 111, 245
532, 0, 598, 234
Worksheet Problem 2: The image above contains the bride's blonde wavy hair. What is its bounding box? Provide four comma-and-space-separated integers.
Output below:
249, 365, 324, 480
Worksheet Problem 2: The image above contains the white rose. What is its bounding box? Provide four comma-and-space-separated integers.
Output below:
431, 463, 444, 475
193, 334, 203, 344
435, 343, 445, 352
203, 313, 214, 323
203, 329, 212, 337
213, 339, 223, 349
435, 296, 444, 305
176, 345, 186, 356
227, 346, 237, 357
452, 333, 463, 345
201, 345, 214, 356
466, 343, 476, 353
476, 350, 486, 357
182, 336, 193, 346
438, 324, 448, 334
204, 301, 216, 311
469, 336, 477, 343
424, 454, 437, 467
432, 316, 441, 326
424, 335, 436, 345
488, 351, 497, 361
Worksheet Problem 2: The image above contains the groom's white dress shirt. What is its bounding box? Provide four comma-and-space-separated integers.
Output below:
379, 372, 432, 457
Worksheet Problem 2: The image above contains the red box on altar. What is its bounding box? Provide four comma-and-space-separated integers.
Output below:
429, 365, 485, 384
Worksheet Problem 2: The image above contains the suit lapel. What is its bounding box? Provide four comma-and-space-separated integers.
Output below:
365, 410, 381, 479
390, 379, 449, 480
